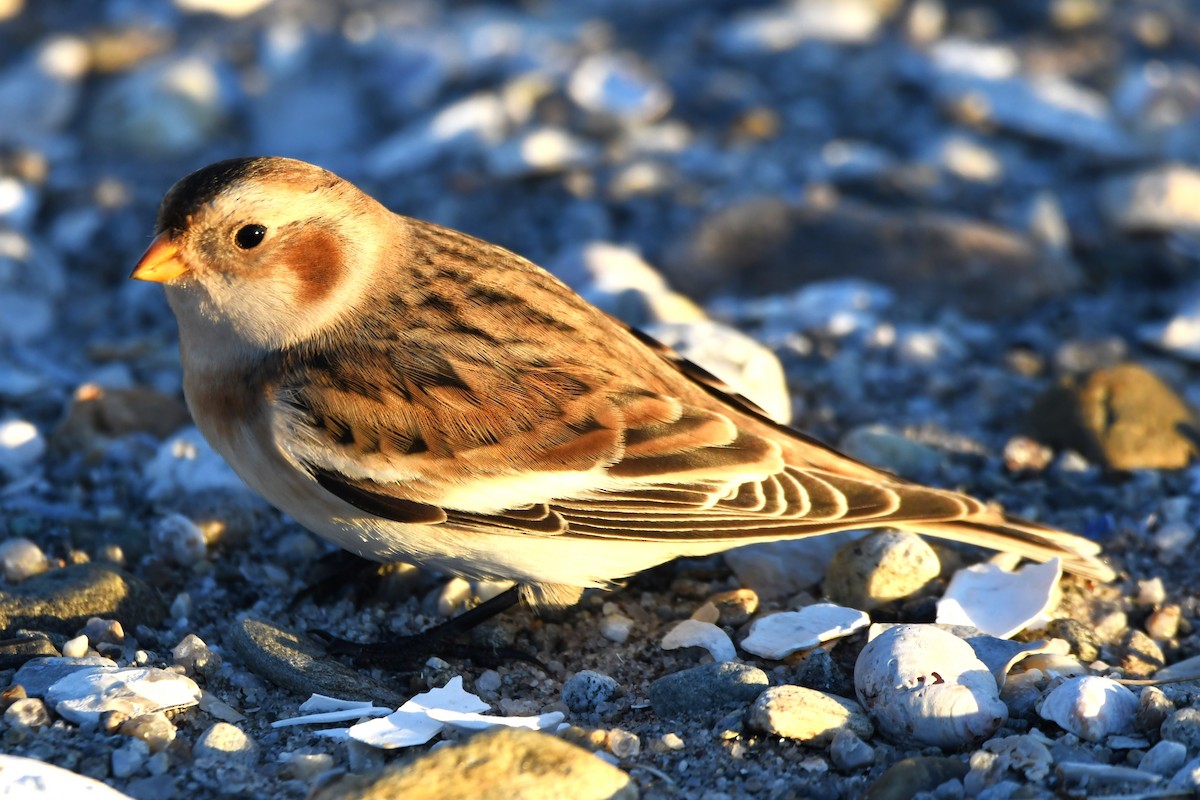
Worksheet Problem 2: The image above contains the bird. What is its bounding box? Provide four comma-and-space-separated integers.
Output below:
131, 156, 1113, 630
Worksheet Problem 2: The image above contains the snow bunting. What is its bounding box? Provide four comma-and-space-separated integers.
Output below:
132, 156, 1113, 610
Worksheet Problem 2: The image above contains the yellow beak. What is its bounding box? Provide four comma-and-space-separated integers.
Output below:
130, 234, 189, 283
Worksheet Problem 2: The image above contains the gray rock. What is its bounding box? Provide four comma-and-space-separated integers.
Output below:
1137, 686, 1175, 732
830, 729, 875, 771
310, 728, 637, 800
0, 563, 166, 636
1161, 707, 1200, 752
867, 757, 969, 800
665, 197, 1081, 318
118, 712, 177, 753
229, 617, 404, 707
747, 685, 872, 746
838, 426, 943, 480
562, 670, 619, 713
1139, 739, 1187, 777
87, 56, 229, 156
648, 662, 768, 721
111, 738, 149, 779
724, 536, 858, 600
1169, 755, 1200, 792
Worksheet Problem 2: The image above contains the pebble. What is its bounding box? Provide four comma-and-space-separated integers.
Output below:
706, 589, 759, 627
723, 537, 856, 600
1140, 739, 1187, 776
606, 728, 640, 759
661, 620, 736, 662
0, 563, 166, 636
279, 752, 335, 782
145, 428, 250, 503
1169, 756, 1200, 791
194, 722, 259, 766
1121, 629, 1166, 676
838, 427, 943, 480
4, 697, 50, 731
1146, 605, 1182, 641
173, 633, 221, 678
476, 669, 502, 693
88, 56, 227, 156
1136, 577, 1167, 606
747, 685, 873, 746
118, 712, 177, 753
561, 670, 619, 714
1023, 363, 1197, 470
150, 513, 209, 567
311, 728, 637, 800
865, 757, 969, 800
111, 738, 149, 779
1101, 165, 1200, 233
1137, 686, 1175, 732
0, 420, 44, 476
229, 617, 404, 707
61, 635, 88, 658
598, 612, 634, 644
1162, 707, 1200, 752
830, 729, 874, 770
740, 604, 869, 660
568, 53, 671, 124
648, 662, 768, 722
1153, 522, 1196, 562
823, 531, 940, 611
0, 537, 49, 583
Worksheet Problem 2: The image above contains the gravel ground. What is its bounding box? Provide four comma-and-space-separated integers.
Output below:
3, 0, 1200, 797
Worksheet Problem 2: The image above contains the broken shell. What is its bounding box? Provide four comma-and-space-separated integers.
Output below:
45, 667, 201, 728
936, 559, 1061, 639
741, 603, 869, 660
661, 620, 736, 662
854, 624, 1007, 750
1037, 676, 1137, 742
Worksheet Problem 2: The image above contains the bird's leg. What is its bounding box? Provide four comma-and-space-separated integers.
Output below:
308, 585, 540, 668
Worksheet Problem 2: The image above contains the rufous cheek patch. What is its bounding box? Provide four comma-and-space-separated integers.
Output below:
278, 227, 347, 305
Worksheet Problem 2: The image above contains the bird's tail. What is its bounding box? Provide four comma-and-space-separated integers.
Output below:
898, 513, 1115, 582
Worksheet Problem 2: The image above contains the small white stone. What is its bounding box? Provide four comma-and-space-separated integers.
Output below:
111, 738, 149, 779
600, 613, 635, 644
0, 420, 44, 475
194, 722, 258, 765
0, 537, 48, 582
475, 670, 501, 693
61, 635, 89, 659
150, 514, 207, 567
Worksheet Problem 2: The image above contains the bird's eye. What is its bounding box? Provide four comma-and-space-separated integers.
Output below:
234, 224, 267, 250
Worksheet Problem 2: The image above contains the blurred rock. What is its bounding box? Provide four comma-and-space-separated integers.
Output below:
88, 56, 229, 157
0, 563, 165, 635
838, 426, 942, 480
824, 531, 940, 611
648, 662, 767, 721
865, 757, 968, 800
311, 728, 637, 800
53, 384, 190, 454
0, 537, 49, 583
1023, 363, 1197, 470
719, 0, 886, 53
1102, 165, 1200, 233
486, 128, 598, 178
0, 37, 89, 145
747, 685, 873, 745
665, 197, 1081, 318
568, 53, 671, 124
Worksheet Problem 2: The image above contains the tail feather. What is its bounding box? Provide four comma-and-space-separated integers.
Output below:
899, 514, 1114, 582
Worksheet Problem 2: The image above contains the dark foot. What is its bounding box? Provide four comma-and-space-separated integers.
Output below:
308, 586, 545, 669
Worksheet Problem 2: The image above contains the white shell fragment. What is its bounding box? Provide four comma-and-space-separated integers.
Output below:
1038, 676, 1137, 742
964, 635, 1061, 689
423, 707, 565, 732
45, 667, 201, 728
661, 620, 736, 662
0, 754, 134, 798
936, 558, 1061, 638
347, 676, 489, 749
855, 624, 1007, 749
272, 694, 392, 727
741, 603, 870, 660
